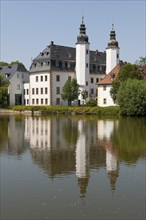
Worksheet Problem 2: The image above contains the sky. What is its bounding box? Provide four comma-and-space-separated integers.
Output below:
0, 0, 145, 70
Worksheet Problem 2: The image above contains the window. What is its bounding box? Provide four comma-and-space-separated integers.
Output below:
27, 89, 29, 95
96, 78, 99, 83
17, 84, 20, 90
36, 99, 39, 105
36, 88, 38, 94
86, 49, 88, 54
24, 89, 25, 95
91, 88, 94, 94
56, 61, 59, 67
41, 99, 43, 105
41, 76, 43, 81
86, 81, 88, 86
41, 88, 43, 94
67, 62, 70, 68
45, 75, 47, 81
91, 78, 94, 83
27, 99, 29, 105
45, 87, 48, 94
56, 98, 60, 105
103, 85, 106, 91
45, 99, 48, 105
56, 75, 60, 82
68, 76, 71, 80
17, 73, 19, 78
103, 98, 107, 104
86, 63, 88, 68
36, 76, 38, 82
32, 99, 35, 104
117, 53, 119, 58
32, 88, 34, 95
56, 87, 60, 94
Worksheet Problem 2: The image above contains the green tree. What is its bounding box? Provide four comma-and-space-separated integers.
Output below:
0, 75, 9, 107
0, 61, 9, 66
135, 56, 146, 66
0, 60, 26, 70
81, 89, 88, 104
117, 79, 146, 116
110, 63, 143, 102
61, 78, 79, 106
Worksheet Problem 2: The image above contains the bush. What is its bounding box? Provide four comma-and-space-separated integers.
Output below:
86, 99, 97, 107
117, 79, 146, 116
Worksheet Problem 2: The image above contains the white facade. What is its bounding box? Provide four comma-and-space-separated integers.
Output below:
76, 44, 90, 104
9, 71, 29, 105
51, 71, 75, 106
29, 72, 51, 106
98, 84, 116, 107
106, 47, 119, 74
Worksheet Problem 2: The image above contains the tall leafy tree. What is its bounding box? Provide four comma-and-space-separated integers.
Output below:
0, 75, 9, 107
117, 79, 146, 116
135, 56, 146, 66
110, 63, 143, 102
61, 78, 79, 106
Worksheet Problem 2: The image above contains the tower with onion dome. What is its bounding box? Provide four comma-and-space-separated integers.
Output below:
76, 17, 90, 105
106, 24, 120, 74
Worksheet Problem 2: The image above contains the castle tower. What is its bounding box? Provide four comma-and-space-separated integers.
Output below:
106, 24, 120, 74
76, 17, 90, 105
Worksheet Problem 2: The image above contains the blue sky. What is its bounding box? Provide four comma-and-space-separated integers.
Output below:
1, 0, 145, 70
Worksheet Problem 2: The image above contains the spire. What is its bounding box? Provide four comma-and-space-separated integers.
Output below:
76, 17, 89, 44
107, 24, 119, 48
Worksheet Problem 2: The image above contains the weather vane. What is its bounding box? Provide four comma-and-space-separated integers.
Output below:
82, 16, 84, 24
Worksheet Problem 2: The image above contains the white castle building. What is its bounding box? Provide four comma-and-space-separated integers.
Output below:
0, 18, 120, 107
23, 18, 120, 106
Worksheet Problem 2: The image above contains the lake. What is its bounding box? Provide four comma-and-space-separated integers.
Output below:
0, 114, 146, 220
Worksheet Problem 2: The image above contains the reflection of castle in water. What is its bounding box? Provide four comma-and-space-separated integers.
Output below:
24, 116, 119, 196
0, 116, 27, 155
97, 120, 119, 191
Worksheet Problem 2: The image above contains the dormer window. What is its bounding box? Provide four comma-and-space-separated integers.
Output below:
67, 62, 70, 68
68, 53, 71, 58
111, 73, 115, 79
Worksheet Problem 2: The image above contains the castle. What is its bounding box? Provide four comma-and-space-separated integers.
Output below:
24, 18, 120, 107
0, 18, 121, 107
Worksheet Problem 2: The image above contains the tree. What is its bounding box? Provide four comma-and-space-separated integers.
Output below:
110, 63, 143, 102
61, 78, 79, 106
0, 60, 26, 70
135, 56, 146, 66
81, 89, 88, 104
0, 61, 9, 66
0, 75, 9, 107
116, 79, 146, 116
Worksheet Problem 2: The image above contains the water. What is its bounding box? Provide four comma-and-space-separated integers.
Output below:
0, 114, 146, 220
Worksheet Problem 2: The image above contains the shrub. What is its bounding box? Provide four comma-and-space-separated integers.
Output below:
86, 99, 97, 107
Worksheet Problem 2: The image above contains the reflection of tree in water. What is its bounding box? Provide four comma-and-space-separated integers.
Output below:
111, 117, 146, 163
62, 118, 79, 145
0, 116, 9, 150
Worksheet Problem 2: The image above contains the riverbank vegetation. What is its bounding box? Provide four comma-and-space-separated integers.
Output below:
7, 105, 120, 116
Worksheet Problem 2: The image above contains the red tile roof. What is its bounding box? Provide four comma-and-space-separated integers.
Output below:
98, 64, 121, 85
98, 64, 146, 85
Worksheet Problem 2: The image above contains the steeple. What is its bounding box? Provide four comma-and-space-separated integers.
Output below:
107, 24, 119, 48
76, 17, 89, 44
106, 24, 120, 74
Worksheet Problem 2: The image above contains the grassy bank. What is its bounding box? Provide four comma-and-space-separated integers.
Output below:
7, 105, 120, 116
